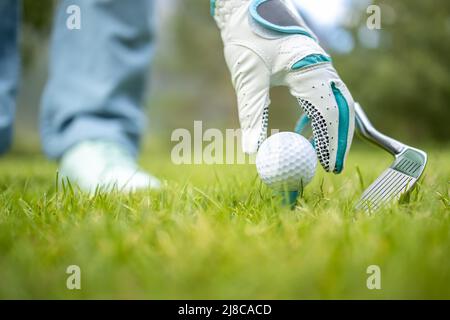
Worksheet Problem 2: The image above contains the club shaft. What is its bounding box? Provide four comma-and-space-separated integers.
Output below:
354, 103, 405, 155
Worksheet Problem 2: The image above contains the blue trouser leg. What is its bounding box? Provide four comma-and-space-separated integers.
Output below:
0, 0, 20, 155
41, 0, 155, 159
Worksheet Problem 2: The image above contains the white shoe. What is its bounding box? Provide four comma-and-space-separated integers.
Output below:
59, 140, 161, 193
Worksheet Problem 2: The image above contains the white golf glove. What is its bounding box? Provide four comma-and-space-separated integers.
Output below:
212, 0, 355, 173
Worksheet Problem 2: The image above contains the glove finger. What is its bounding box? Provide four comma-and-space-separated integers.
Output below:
287, 65, 355, 173
294, 113, 310, 135
294, 113, 315, 146
224, 44, 271, 154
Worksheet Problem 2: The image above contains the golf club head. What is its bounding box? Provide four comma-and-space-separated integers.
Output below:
295, 103, 428, 212
354, 102, 428, 212
355, 141, 428, 212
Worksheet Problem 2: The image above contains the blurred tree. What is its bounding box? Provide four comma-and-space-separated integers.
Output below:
336, 0, 450, 143
16, 0, 450, 144
22, 0, 54, 31
21, 0, 54, 68
150, 0, 238, 134
161, 0, 449, 143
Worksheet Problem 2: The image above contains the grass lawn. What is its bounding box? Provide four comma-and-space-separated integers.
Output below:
0, 144, 449, 299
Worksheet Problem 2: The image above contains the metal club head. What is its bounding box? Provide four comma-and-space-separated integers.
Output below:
355, 147, 427, 212
295, 103, 428, 212
353, 102, 428, 212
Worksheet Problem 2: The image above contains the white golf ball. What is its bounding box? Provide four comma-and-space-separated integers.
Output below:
256, 132, 317, 191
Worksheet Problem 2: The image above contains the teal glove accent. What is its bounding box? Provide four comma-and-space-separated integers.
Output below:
295, 114, 316, 149
210, 0, 216, 17
292, 54, 332, 71
295, 113, 310, 135
331, 82, 350, 174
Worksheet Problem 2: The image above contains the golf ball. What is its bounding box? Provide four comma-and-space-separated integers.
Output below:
256, 132, 317, 191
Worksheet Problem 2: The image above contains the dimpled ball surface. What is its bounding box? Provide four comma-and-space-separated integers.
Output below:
256, 132, 317, 191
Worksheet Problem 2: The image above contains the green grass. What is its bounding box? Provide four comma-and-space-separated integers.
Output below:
0, 145, 449, 299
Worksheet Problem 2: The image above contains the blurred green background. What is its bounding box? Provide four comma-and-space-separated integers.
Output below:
3, 0, 449, 300
15, 0, 450, 150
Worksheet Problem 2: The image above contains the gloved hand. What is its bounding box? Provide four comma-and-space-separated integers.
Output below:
212, 0, 355, 173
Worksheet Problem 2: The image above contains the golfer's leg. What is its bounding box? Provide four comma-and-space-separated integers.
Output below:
40, 0, 155, 159
0, 0, 20, 154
